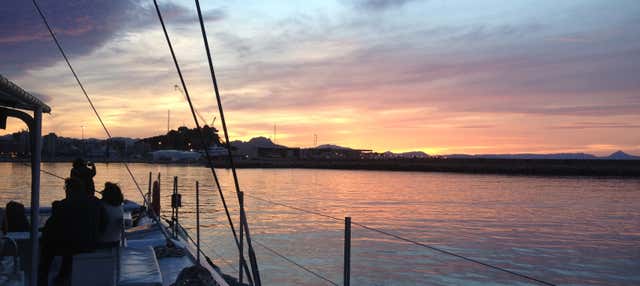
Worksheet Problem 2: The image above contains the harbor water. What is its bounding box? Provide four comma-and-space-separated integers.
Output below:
1, 162, 639, 285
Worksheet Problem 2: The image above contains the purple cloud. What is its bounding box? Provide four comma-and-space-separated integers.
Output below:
0, 1, 224, 76
350, 0, 418, 11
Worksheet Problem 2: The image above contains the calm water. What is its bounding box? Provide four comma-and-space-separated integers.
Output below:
1, 162, 639, 285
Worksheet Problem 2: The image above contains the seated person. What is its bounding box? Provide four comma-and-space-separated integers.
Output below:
39, 177, 105, 286
99, 182, 124, 247
0, 207, 6, 234
5, 201, 29, 232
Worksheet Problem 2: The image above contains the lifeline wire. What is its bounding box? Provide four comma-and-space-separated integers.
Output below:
150, 1, 254, 283
252, 239, 339, 286
170, 218, 239, 273
245, 193, 557, 286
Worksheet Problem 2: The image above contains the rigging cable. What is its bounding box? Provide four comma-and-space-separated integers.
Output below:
244, 193, 557, 286
150, 1, 254, 284
22, 162, 65, 180
193, 0, 262, 284
252, 239, 339, 286
30, 1, 554, 285
31, 0, 171, 241
169, 218, 239, 273
174, 84, 208, 125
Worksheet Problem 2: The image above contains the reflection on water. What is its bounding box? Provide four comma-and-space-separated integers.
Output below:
1, 162, 639, 285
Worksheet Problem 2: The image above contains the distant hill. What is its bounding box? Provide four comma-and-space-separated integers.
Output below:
230, 137, 287, 156
445, 152, 639, 160
231, 137, 286, 148
606, 151, 640, 160
315, 144, 353, 150
446, 153, 598, 160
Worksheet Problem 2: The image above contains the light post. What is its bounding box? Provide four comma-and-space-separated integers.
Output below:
81, 125, 86, 156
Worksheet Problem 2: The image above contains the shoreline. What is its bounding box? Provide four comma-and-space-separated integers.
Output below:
4, 158, 640, 177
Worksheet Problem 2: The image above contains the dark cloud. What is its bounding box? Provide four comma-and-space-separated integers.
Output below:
1, 0, 136, 74
202, 9, 226, 22
0, 1, 224, 76
457, 125, 496, 129
551, 122, 640, 129
351, 0, 418, 11
28, 91, 53, 102
462, 104, 640, 117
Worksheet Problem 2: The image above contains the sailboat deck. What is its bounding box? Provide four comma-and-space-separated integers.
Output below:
1, 210, 229, 286
124, 222, 229, 286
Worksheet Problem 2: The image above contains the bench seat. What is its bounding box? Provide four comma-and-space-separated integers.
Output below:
118, 246, 162, 286
72, 247, 118, 286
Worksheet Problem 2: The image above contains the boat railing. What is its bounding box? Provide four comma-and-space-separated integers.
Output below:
24, 202, 140, 217
168, 183, 559, 286
12, 166, 558, 286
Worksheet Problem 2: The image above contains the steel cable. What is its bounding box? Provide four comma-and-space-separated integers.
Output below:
244, 193, 556, 286
192, 0, 263, 282
150, 1, 254, 283
252, 239, 339, 286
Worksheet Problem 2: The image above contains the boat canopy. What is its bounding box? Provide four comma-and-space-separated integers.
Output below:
0, 74, 51, 113
0, 73, 47, 285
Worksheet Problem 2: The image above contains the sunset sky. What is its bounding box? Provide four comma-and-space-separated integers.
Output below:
1, 0, 639, 155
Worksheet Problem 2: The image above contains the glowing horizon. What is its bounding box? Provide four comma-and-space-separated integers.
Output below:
2, 0, 639, 156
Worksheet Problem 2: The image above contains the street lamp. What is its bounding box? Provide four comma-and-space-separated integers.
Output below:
81, 125, 86, 156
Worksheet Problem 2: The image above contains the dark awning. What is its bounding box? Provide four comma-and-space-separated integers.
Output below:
0, 74, 51, 113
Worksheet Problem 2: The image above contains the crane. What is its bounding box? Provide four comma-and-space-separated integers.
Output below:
174, 84, 208, 124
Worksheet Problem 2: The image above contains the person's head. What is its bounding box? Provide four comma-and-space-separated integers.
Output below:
5, 201, 28, 232
64, 177, 85, 198
102, 182, 124, 206
73, 158, 85, 169
5, 201, 25, 216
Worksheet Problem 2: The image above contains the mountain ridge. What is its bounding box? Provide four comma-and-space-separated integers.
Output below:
231, 138, 639, 160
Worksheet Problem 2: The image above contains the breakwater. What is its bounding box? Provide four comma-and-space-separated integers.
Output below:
218, 158, 640, 177
6, 158, 639, 177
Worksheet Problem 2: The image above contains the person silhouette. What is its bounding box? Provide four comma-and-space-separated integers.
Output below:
70, 158, 96, 195
99, 182, 124, 248
39, 177, 105, 286
5, 201, 29, 232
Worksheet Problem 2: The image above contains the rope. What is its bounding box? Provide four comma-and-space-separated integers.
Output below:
244, 193, 556, 286
40, 168, 65, 180
32, 0, 171, 241
245, 193, 341, 221
21, 162, 65, 181
175, 85, 208, 125
351, 223, 556, 286
252, 239, 339, 286
150, 2, 254, 284
154, 244, 187, 258
193, 1, 263, 284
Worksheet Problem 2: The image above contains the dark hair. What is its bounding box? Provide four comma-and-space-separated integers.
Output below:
73, 158, 85, 168
64, 177, 85, 198
102, 182, 124, 206
5, 201, 29, 232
